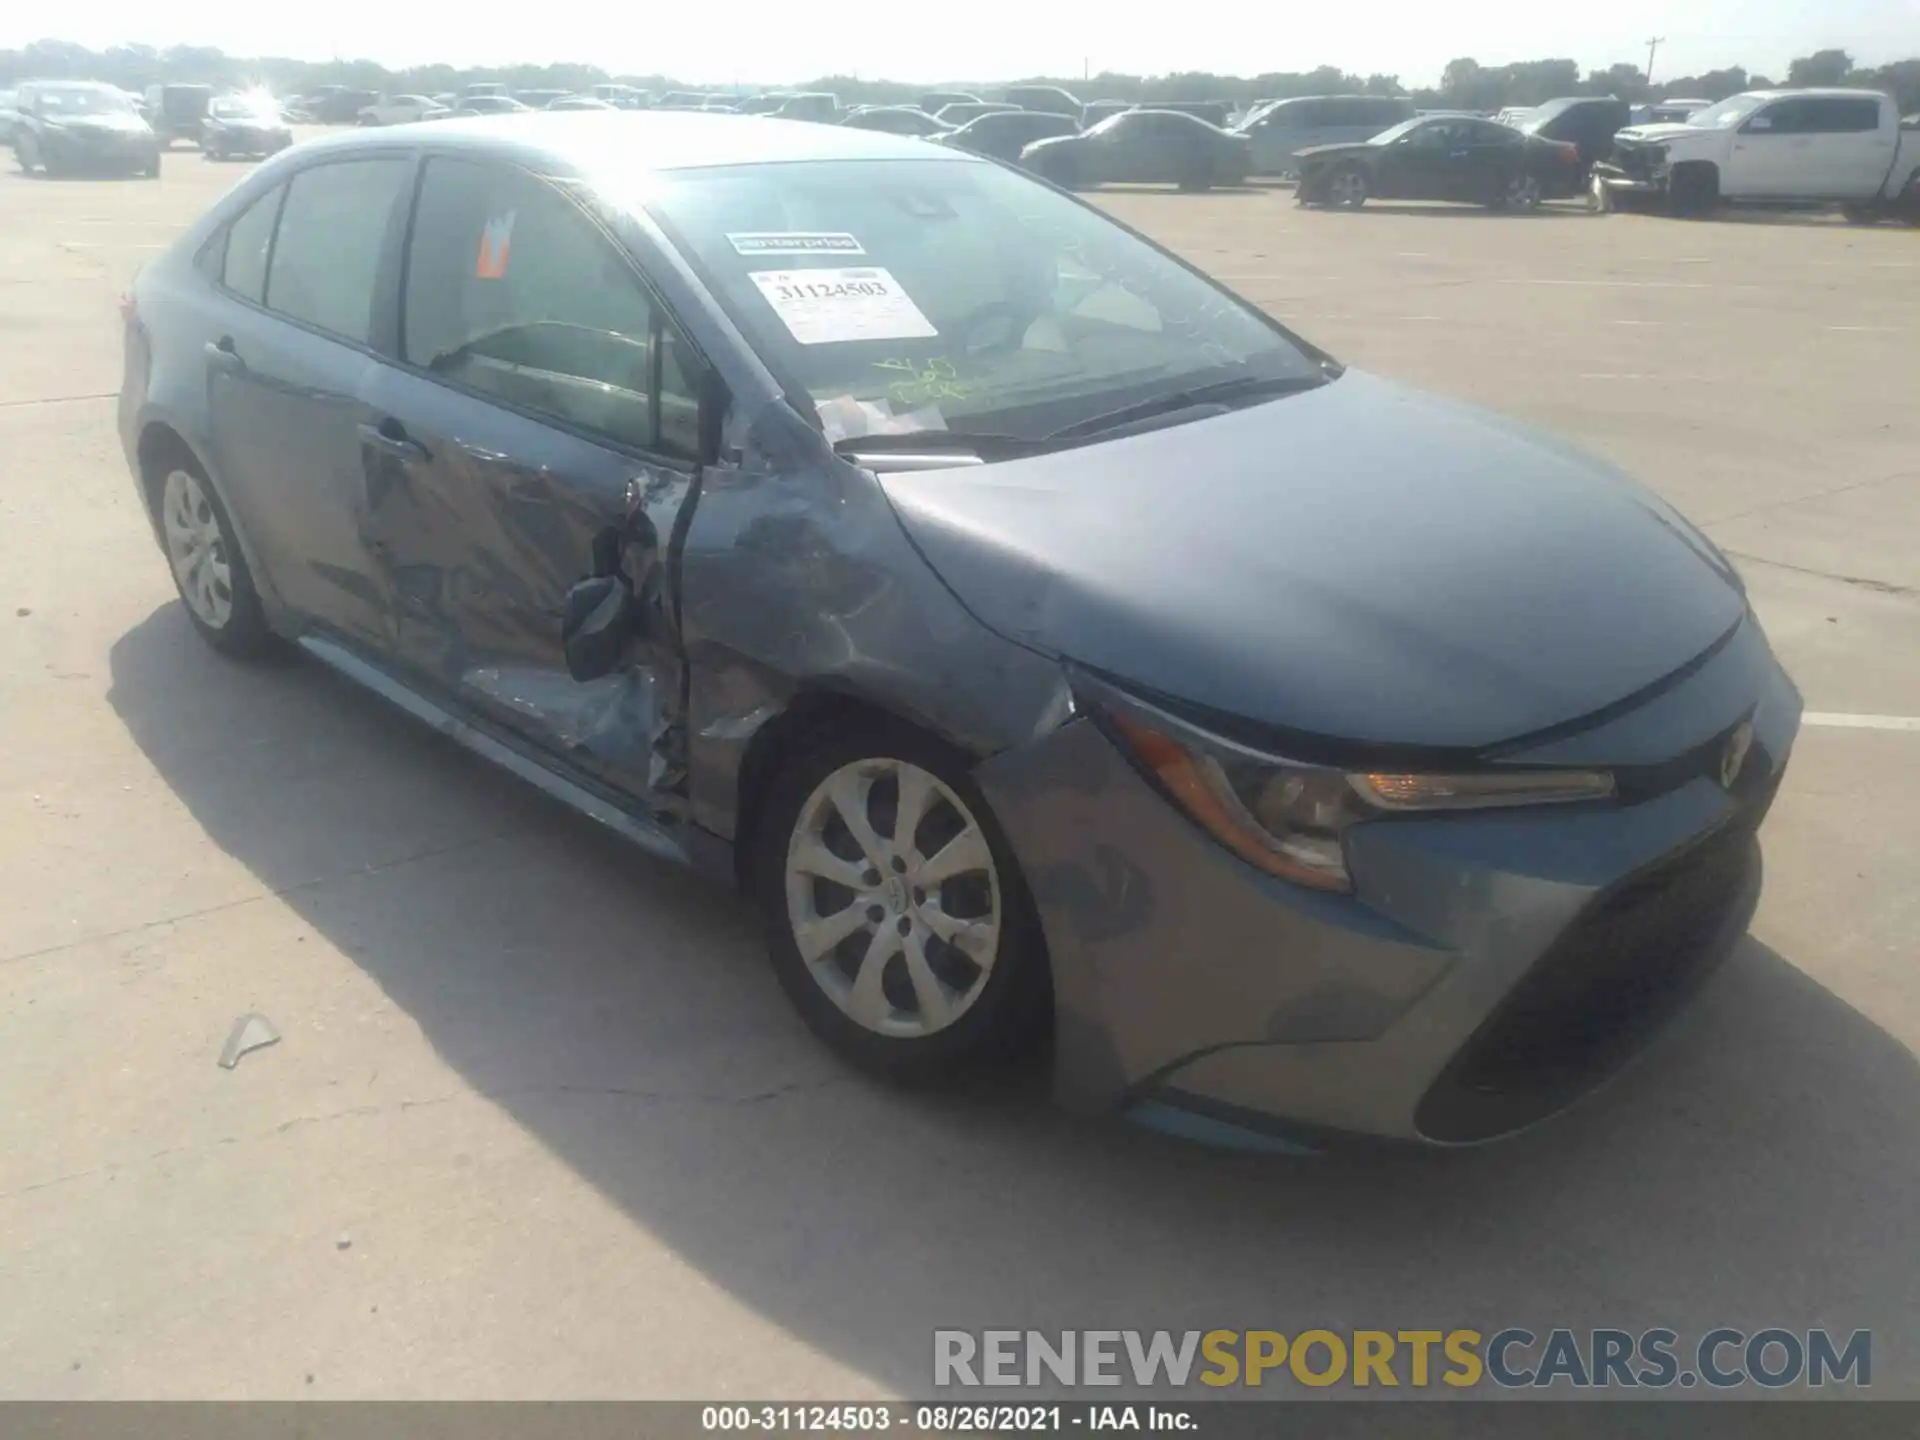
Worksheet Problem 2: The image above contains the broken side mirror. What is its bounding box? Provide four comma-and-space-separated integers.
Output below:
561, 575, 638, 682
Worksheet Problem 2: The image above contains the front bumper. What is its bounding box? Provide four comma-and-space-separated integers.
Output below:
40, 129, 158, 171
976, 616, 1800, 1146
209, 126, 291, 152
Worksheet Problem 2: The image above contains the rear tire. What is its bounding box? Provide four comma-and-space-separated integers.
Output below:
753, 718, 1051, 1086
1041, 153, 1079, 190
153, 459, 276, 659
1493, 172, 1543, 211
1840, 202, 1880, 225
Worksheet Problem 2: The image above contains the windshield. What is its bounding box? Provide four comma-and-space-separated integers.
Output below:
211, 96, 279, 119
648, 158, 1326, 445
36, 87, 135, 116
1517, 101, 1573, 134
1686, 94, 1769, 129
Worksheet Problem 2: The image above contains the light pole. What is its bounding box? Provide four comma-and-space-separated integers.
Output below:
1644, 36, 1664, 91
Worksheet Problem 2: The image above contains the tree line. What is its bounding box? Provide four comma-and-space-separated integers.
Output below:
4, 39, 1916, 117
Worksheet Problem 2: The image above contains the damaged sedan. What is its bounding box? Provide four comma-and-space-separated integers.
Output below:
119, 114, 1799, 1148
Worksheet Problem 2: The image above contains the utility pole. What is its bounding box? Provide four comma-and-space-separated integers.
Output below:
1644, 36, 1664, 90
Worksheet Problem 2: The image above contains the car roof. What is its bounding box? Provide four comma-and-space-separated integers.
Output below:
289, 111, 981, 174
1743, 87, 1886, 100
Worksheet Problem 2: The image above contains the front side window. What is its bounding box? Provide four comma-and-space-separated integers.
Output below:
1691, 94, 1770, 130
221, 184, 285, 303
648, 157, 1323, 445
402, 157, 699, 459
265, 159, 412, 344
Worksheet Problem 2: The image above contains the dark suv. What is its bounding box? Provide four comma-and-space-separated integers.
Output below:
1519, 96, 1632, 169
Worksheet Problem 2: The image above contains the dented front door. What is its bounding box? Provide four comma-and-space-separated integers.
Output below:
357, 366, 695, 808
354, 154, 704, 812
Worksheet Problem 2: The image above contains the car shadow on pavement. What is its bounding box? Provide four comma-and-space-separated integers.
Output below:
1307, 203, 1588, 220
110, 604, 1920, 1396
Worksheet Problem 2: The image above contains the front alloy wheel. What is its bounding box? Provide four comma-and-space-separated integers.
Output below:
758, 724, 1050, 1082
1329, 166, 1369, 208
786, 757, 1001, 1039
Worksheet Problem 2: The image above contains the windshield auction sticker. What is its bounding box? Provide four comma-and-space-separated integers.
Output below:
750, 267, 938, 345
728, 232, 866, 256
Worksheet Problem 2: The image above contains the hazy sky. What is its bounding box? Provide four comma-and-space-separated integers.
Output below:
9, 0, 1919, 86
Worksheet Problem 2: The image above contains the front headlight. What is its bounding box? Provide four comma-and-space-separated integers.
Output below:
1100, 699, 1613, 893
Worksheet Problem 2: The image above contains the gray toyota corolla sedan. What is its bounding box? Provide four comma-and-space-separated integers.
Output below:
119, 114, 1800, 1148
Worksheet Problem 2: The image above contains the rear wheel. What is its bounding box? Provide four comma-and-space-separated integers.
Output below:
1041, 153, 1079, 190
1495, 172, 1543, 211
156, 463, 274, 658
1840, 202, 1880, 225
754, 721, 1050, 1085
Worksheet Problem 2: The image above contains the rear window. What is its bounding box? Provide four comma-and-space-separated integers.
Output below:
220, 184, 284, 303
264, 159, 411, 344
646, 157, 1321, 444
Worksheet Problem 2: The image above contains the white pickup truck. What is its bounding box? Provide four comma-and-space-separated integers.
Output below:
1593, 88, 1919, 223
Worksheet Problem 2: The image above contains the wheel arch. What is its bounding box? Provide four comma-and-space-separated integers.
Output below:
728, 685, 989, 891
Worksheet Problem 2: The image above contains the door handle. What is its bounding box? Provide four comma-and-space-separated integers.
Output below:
204, 337, 244, 374
357, 418, 431, 465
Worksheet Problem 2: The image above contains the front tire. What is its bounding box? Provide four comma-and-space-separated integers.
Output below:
1669, 164, 1719, 218
156, 463, 274, 658
754, 720, 1050, 1085
1328, 164, 1369, 208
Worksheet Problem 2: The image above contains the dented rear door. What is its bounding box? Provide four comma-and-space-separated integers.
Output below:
358, 155, 702, 811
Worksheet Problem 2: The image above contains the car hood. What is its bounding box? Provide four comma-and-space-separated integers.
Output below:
1613, 123, 1704, 145
876, 370, 1745, 753
1294, 142, 1375, 163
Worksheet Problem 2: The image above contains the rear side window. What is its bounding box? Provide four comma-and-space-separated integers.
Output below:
401, 157, 699, 459
265, 158, 412, 344
1803, 97, 1881, 133
221, 184, 284, 304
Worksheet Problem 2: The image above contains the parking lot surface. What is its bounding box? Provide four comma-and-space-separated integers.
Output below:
2, 143, 1916, 1398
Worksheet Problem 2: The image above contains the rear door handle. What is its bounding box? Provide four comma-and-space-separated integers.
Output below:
204, 337, 244, 374
357, 418, 431, 465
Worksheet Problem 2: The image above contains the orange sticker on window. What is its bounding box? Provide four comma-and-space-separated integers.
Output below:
475, 211, 515, 280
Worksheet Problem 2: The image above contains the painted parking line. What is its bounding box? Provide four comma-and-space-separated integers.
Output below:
1500, 278, 1765, 291
1802, 713, 1920, 732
